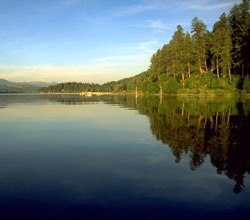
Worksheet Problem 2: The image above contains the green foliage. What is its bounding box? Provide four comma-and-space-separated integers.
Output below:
141, 80, 151, 93
185, 73, 216, 89
191, 17, 209, 73
180, 72, 238, 95
39, 82, 102, 93
231, 75, 241, 88
161, 78, 182, 94
243, 76, 250, 93
229, 0, 250, 76
211, 13, 232, 78
146, 82, 159, 94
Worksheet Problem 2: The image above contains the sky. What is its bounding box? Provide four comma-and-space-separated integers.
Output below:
0, 0, 240, 83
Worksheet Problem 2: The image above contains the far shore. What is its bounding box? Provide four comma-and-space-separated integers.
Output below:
1, 91, 249, 98
37, 91, 250, 98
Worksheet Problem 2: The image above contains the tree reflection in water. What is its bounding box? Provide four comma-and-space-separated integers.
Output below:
49, 94, 249, 194
114, 95, 250, 194
1, 94, 249, 194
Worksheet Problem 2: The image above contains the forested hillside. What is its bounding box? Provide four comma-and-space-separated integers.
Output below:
0, 79, 52, 93
40, 0, 250, 95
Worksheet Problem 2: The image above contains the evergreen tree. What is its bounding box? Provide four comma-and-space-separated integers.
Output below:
149, 49, 162, 81
183, 32, 195, 78
211, 19, 223, 78
171, 25, 186, 86
191, 17, 209, 74
220, 14, 233, 82
229, 0, 250, 76
167, 41, 178, 79
211, 13, 232, 81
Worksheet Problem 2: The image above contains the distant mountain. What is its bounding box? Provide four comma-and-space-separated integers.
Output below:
0, 79, 11, 85
0, 79, 56, 93
21, 81, 57, 88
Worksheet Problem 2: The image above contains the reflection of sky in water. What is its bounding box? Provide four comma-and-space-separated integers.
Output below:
0, 95, 249, 218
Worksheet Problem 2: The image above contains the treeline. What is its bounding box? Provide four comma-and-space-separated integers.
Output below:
39, 82, 102, 93
40, 0, 250, 95
142, 0, 250, 94
39, 75, 145, 93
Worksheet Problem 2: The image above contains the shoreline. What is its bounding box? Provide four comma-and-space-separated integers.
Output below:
1, 92, 249, 98
40, 91, 250, 97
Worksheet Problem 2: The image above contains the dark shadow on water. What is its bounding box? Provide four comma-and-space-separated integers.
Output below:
0, 201, 249, 220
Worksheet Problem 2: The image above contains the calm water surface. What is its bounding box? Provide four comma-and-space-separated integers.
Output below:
0, 94, 249, 219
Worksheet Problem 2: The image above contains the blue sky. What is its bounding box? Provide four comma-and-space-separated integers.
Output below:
0, 0, 239, 83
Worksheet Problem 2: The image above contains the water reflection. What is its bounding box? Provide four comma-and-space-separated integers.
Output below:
55, 95, 250, 194
0, 94, 249, 194
123, 96, 250, 194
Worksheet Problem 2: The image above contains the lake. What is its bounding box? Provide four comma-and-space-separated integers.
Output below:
0, 94, 249, 219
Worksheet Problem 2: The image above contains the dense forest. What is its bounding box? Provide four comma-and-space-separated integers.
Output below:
40, 0, 250, 95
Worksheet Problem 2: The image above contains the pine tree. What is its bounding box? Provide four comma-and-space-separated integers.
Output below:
229, 0, 250, 76
220, 14, 233, 82
211, 19, 222, 78
183, 32, 194, 77
165, 42, 177, 79
172, 25, 186, 86
191, 17, 209, 74
149, 49, 162, 81
210, 13, 232, 81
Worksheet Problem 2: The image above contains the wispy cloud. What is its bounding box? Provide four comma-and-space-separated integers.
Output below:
147, 20, 168, 32
111, 0, 239, 17
185, 0, 240, 11
59, 0, 82, 6
112, 4, 159, 17
110, 2, 162, 18
44, 0, 82, 11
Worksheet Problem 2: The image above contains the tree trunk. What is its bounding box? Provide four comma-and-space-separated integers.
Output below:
159, 85, 163, 104
182, 73, 185, 88
173, 64, 176, 79
187, 61, 191, 77
210, 116, 214, 129
171, 111, 175, 129
197, 115, 202, 132
204, 117, 207, 128
228, 68, 232, 83
215, 112, 219, 133
216, 57, 220, 79
181, 101, 184, 116
199, 58, 202, 74
227, 108, 231, 126
159, 85, 163, 96
205, 59, 208, 72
